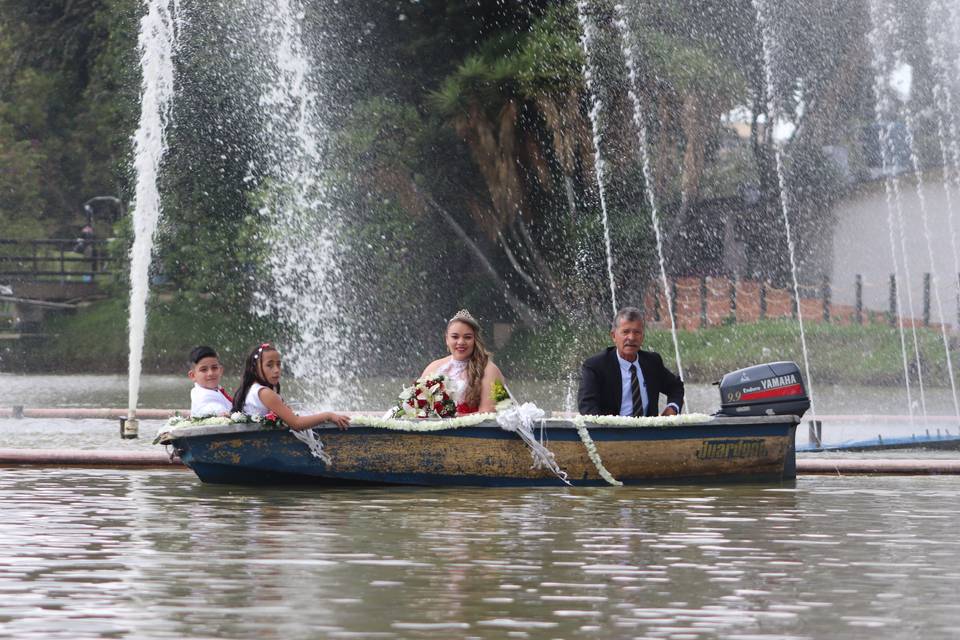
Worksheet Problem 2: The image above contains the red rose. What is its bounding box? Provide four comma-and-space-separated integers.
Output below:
407, 399, 415, 407
418, 398, 427, 408
265, 411, 278, 421
433, 401, 443, 413
442, 392, 449, 401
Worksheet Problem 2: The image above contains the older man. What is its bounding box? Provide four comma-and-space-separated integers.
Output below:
577, 307, 684, 416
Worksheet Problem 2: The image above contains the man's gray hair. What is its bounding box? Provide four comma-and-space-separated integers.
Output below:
612, 306, 645, 329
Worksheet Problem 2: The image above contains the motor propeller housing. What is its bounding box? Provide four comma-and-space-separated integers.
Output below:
716, 361, 809, 418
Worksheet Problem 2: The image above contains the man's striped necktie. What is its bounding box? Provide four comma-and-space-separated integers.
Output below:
630, 364, 643, 417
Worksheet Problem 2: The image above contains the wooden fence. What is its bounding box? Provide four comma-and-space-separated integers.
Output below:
0, 238, 115, 282
643, 274, 951, 331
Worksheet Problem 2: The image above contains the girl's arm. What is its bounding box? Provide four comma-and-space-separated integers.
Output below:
258, 388, 351, 431
477, 361, 505, 413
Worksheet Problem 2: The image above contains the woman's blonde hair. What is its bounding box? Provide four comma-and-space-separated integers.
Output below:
447, 310, 489, 408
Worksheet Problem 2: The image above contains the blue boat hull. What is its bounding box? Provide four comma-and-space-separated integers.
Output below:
164, 416, 799, 487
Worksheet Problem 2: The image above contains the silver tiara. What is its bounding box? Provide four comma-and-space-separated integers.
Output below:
449, 309, 479, 328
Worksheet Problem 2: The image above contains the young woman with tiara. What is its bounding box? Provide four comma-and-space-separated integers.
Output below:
232, 342, 351, 430
419, 309, 506, 414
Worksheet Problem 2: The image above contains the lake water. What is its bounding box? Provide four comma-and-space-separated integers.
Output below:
1, 470, 959, 639
3, 375, 960, 637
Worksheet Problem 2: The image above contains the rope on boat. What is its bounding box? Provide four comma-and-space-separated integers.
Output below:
289, 428, 332, 465
496, 402, 570, 485
573, 416, 623, 486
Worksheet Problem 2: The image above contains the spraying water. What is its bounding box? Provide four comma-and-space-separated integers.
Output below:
901, 98, 960, 418
126, 0, 178, 436
867, 0, 929, 419
752, 0, 817, 416
575, 1, 619, 316
250, 0, 353, 409
927, 0, 960, 323
878, 120, 918, 423
612, 3, 686, 388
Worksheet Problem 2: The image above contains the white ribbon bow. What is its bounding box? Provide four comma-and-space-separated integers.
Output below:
496, 402, 569, 485
290, 428, 332, 465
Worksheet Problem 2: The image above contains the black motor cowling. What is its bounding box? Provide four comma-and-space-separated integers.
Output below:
716, 361, 809, 418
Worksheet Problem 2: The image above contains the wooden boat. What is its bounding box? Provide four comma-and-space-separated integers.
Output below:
158, 415, 799, 486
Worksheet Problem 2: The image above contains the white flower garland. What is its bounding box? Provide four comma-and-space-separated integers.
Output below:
350, 412, 496, 431
572, 415, 623, 486
164, 411, 274, 429
156, 412, 282, 444
165, 414, 232, 428
579, 413, 711, 427
162, 411, 709, 433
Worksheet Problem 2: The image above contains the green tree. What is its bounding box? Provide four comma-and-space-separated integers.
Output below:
0, 0, 138, 237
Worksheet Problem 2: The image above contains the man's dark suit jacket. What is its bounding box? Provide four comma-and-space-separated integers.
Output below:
577, 346, 685, 416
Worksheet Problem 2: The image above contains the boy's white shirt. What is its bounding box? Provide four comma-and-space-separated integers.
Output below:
190, 383, 233, 417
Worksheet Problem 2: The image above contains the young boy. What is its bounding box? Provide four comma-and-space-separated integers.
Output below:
188, 346, 233, 417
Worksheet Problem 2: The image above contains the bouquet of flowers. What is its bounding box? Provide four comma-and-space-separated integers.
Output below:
392, 375, 458, 419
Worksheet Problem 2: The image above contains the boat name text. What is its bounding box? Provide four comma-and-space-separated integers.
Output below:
696, 438, 768, 460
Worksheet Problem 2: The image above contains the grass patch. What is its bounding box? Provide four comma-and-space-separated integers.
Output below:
4, 297, 275, 373
7, 307, 957, 387
499, 319, 958, 386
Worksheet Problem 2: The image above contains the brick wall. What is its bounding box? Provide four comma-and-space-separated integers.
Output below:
641, 276, 945, 331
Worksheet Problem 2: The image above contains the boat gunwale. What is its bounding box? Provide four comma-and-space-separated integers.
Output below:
162, 414, 801, 440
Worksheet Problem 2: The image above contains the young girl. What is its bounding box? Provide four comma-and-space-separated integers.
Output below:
420, 309, 505, 414
231, 343, 350, 430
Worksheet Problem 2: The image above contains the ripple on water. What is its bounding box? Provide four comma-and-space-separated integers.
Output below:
2, 472, 960, 637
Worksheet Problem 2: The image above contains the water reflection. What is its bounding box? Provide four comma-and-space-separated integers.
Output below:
1, 471, 960, 638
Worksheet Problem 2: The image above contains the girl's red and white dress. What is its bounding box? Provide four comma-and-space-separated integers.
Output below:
436, 358, 479, 414
190, 384, 233, 418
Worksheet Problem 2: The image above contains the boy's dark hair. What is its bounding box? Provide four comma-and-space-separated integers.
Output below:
231, 343, 280, 413
189, 345, 219, 365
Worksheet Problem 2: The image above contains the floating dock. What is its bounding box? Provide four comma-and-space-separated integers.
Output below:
0, 407, 179, 419
0, 448, 182, 467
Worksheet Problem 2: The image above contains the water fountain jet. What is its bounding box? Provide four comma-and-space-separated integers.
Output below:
612, 3, 686, 389
575, 1, 620, 316
752, 0, 817, 417
125, 0, 179, 438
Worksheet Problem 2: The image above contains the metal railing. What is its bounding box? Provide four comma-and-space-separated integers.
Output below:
0, 238, 115, 281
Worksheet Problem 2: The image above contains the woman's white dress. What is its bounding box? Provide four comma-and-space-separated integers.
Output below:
436, 358, 477, 411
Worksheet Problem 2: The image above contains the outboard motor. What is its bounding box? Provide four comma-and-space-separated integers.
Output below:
716, 361, 809, 418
